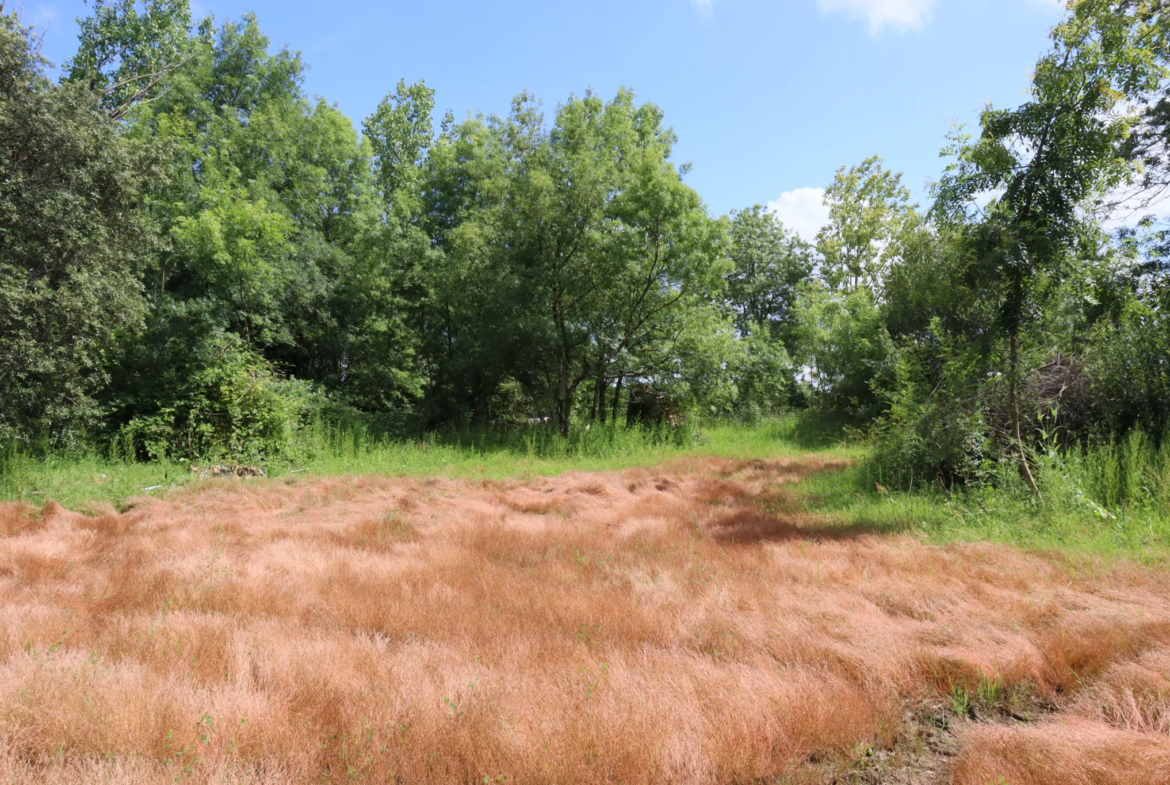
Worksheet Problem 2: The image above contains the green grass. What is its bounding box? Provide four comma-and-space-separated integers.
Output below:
786, 456, 1170, 564
4, 416, 1169, 563
0, 416, 858, 511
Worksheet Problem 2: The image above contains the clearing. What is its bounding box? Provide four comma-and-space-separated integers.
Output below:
1, 455, 1168, 783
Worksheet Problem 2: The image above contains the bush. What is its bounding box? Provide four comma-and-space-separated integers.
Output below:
625, 384, 685, 429
1084, 297, 1170, 441
868, 397, 995, 491
866, 344, 996, 491
731, 328, 795, 420
120, 333, 319, 462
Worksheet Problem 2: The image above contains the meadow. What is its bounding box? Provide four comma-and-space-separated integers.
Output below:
1, 419, 1169, 783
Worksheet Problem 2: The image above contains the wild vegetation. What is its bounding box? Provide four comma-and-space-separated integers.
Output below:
4, 0, 1170, 782
3, 0, 1170, 484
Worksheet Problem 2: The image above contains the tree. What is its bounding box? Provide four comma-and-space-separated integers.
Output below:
514, 90, 727, 434
794, 282, 894, 420
419, 89, 727, 434
726, 205, 813, 346
817, 156, 913, 293
0, 10, 162, 446
95, 10, 431, 449
724, 206, 811, 413
418, 107, 532, 424
933, 1, 1166, 495
1074, 1, 1170, 212
789, 158, 910, 419
66, 0, 193, 119
364, 79, 436, 206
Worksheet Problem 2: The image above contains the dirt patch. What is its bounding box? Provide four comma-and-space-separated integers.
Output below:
0, 456, 1166, 783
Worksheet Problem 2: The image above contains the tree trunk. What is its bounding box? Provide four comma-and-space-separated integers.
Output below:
554, 377, 573, 437
558, 393, 573, 437
598, 369, 607, 425
1009, 331, 1042, 500
612, 374, 623, 424
590, 368, 601, 423
551, 339, 573, 437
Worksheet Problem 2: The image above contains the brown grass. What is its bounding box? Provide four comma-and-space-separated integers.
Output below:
0, 457, 1168, 783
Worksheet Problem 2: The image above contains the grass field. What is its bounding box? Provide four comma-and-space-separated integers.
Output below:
1, 419, 1169, 783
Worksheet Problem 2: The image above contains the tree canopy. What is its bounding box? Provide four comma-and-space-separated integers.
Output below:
3, 0, 1170, 484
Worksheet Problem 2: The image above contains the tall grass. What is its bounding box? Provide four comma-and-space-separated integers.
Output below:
6, 416, 1167, 561
0, 416, 857, 509
3, 452, 1167, 783
806, 429, 1170, 561
1070, 430, 1170, 512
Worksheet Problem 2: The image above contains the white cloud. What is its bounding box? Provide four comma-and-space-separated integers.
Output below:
691, 0, 1068, 33
693, 0, 1064, 32
766, 187, 830, 243
816, 0, 936, 34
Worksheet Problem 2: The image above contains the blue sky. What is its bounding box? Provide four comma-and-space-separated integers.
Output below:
29, 0, 1067, 237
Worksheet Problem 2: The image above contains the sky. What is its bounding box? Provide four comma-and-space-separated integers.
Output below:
27, 0, 1068, 240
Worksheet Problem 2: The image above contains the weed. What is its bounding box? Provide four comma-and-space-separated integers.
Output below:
977, 670, 1004, 711
951, 684, 972, 718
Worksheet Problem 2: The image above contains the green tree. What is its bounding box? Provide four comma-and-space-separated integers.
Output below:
93, 11, 431, 452
794, 282, 894, 420
522, 91, 727, 434
0, 10, 162, 447
420, 89, 728, 434
725, 205, 810, 413
726, 205, 812, 346
66, 0, 193, 119
933, 1, 1166, 495
817, 156, 913, 292
364, 78, 436, 205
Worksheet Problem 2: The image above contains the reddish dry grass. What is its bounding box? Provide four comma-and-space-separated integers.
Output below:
0, 457, 1167, 783
954, 635, 1170, 785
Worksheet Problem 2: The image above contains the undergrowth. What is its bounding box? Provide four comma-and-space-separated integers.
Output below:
799, 434, 1170, 562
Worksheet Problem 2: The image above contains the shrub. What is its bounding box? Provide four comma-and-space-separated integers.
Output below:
869, 396, 995, 492
866, 344, 996, 491
120, 333, 318, 462
1084, 297, 1170, 441
731, 328, 795, 420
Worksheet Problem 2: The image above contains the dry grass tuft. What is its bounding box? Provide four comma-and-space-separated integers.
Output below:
1072, 647, 1170, 734
0, 456, 1167, 783
954, 720, 1170, 785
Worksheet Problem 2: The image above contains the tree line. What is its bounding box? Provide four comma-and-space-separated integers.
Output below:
3, 0, 1170, 491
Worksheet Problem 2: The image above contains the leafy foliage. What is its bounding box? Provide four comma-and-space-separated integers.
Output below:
817, 156, 913, 293
5, 0, 1170, 482
794, 283, 894, 421
0, 11, 162, 447
121, 333, 316, 461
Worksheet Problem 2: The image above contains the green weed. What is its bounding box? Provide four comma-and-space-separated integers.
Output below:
949, 683, 972, 717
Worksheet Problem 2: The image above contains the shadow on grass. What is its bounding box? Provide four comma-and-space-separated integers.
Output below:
756, 409, 858, 452
707, 508, 901, 545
